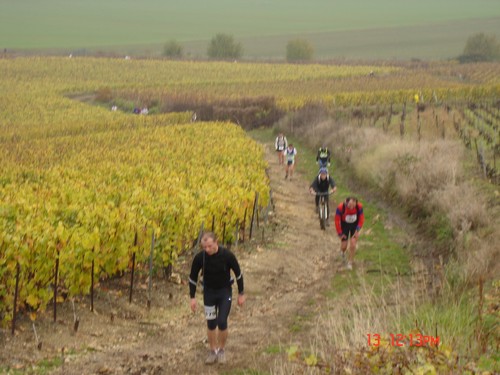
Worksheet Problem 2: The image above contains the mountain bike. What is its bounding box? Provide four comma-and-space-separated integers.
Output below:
312, 191, 333, 230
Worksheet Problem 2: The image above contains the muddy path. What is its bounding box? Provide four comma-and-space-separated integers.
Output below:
1, 140, 344, 375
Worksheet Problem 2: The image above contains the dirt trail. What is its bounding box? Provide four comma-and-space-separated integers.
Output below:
1, 141, 342, 375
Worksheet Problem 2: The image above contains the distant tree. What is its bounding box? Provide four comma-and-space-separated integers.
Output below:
207, 33, 242, 60
458, 32, 500, 63
286, 39, 314, 62
163, 40, 183, 59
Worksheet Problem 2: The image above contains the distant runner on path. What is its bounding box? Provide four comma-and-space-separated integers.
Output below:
283, 144, 297, 180
275, 133, 288, 165
316, 144, 331, 170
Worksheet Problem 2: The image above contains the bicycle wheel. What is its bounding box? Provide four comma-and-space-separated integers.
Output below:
323, 204, 329, 227
319, 200, 326, 230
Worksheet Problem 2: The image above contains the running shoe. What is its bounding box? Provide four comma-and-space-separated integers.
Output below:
205, 350, 218, 365
217, 348, 226, 364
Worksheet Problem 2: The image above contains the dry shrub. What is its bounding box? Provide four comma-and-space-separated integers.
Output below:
293, 102, 329, 125
455, 228, 500, 281
95, 86, 113, 102
352, 138, 402, 188
430, 183, 487, 233
301, 119, 336, 147
275, 103, 331, 142
300, 120, 393, 167
351, 137, 465, 206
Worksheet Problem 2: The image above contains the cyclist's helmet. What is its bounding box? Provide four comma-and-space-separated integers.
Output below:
319, 167, 328, 175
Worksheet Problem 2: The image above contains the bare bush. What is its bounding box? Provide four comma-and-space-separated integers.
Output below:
454, 228, 500, 281
95, 86, 113, 102
431, 184, 487, 232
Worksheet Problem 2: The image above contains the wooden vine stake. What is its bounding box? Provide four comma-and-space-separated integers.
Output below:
399, 101, 406, 138
32, 321, 42, 350
249, 192, 259, 240
241, 207, 248, 243
11, 262, 20, 335
72, 299, 80, 333
263, 189, 273, 225
53, 246, 60, 322
129, 230, 138, 304
90, 247, 95, 312
417, 112, 422, 142
147, 231, 155, 309
233, 220, 240, 249
384, 103, 393, 133
129, 252, 136, 304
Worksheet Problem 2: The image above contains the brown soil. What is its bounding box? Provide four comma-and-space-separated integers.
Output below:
0, 141, 343, 375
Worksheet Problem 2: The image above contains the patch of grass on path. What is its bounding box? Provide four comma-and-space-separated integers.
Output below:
222, 370, 271, 375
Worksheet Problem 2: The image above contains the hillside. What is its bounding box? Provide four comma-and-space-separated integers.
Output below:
1, 0, 500, 60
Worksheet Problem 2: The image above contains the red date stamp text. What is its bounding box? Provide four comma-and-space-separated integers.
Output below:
367, 333, 440, 347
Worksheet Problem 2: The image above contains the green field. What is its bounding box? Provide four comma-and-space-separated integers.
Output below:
1, 0, 500, 59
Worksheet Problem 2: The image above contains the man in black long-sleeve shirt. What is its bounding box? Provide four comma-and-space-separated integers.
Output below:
309, 167, 337, 222
189, 232, 245, 365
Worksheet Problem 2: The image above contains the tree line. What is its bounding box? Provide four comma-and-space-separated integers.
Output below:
164, 32, 500, 63
164, 33, 314, 62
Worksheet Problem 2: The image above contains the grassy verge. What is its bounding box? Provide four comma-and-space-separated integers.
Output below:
222, 370, 271, 375
0, 356, 63, 375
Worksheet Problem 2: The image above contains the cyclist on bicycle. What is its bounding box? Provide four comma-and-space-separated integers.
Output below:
309, 167, 337, 221
316, 144, 331, 169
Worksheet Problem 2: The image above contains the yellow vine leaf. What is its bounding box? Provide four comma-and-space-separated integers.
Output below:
304, 353, 318, 367
286, 345, 299, 361
26, 294, 40, 309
